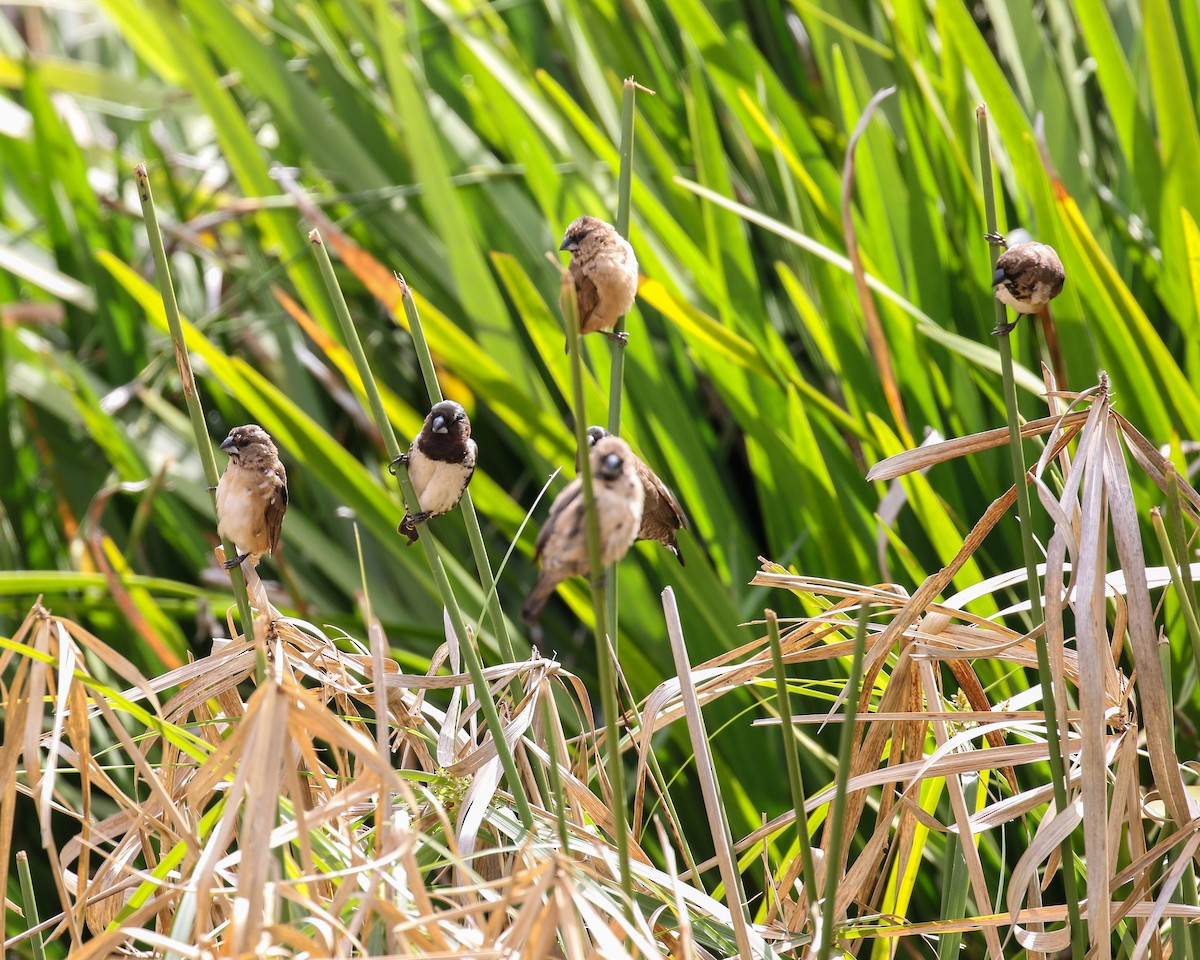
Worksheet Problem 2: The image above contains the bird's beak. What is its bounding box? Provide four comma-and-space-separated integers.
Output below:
432, 415, 448, 434
992, 267, 1007, 287
601, 454, 621, 473
219, 436, 238, 453
559, 237, 576, 252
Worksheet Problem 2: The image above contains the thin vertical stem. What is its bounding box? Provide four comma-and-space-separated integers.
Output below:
661, 586, 755, 959
134, 164, 255, 640
976, 105, 1083, 959
605, 78, 641, 645
16, 851, 45, 960
394, 275, 518, 674
309, 229, 532, 830
563, 272, 632, 904
817, 602, 869, 960
766, 610, 819, 924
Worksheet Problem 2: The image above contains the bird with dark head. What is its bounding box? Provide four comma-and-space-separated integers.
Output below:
391, 400, 478, 544
521, 435, 644, 623
986, 229, 1065, 334
586, 426, 687, 565
215, 424, 288, 570
559, 215, 638, 348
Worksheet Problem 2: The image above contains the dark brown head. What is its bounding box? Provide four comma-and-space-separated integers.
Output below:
424, 401, 470, 439
219, 424, 278, 465
590, 435, 633, 483
417, 400, 472, 461
560, 216, 615, 258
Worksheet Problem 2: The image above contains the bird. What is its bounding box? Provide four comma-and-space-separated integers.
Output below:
521, 435, 644, 623
391, 400, 478, 544
215, 424, 288, 570
586, 426, 687, 565
559, 215, 639, 347
986, 229, 1065, 334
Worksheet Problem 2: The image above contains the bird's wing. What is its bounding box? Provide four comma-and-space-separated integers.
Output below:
535, 479, 581, 561
265, 467, 288, 555
639, 460, 687, 529
567, 259, 601, 326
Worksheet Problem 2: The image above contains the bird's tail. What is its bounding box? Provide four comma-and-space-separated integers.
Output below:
521, 577, 556, 624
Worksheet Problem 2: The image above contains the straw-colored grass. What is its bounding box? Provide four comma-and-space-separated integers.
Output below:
6, 0, 1200, 956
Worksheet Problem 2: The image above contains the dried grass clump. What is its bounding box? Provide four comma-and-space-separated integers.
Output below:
0, 599, 770, 958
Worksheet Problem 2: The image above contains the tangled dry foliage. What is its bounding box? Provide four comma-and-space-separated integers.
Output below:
4, 370, 1200, 959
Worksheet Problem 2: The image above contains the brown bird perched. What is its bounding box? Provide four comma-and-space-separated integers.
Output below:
521, 435, 644, 623
215, 424, 288, 570
391, 400, 477, 544
586, 426, 687, 565
986, 229, 1065, 334
560, 215, 639, 346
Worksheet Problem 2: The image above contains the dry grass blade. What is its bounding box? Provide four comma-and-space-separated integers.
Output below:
866, 410, 1090, 481
660, 587, 757, 959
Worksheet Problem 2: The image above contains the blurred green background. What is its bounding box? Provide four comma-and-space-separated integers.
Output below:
3, 0, 1200, 945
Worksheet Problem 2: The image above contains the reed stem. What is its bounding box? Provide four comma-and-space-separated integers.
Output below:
134, 164, 255, 642
604, 78, 641, 647
309, 229, 532, 830
562, 271, 632, 903
393, 275, 518, 675
976, 104, 1083, 959
766, 610, 819, 924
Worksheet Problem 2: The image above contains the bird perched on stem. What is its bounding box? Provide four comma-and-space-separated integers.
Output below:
521, 435, 644, 623
559, 215, 638, 347
986, 229, 1065, 334
216, 424, 288, 570
586, 426, 687, 565
391, 400, 477, 544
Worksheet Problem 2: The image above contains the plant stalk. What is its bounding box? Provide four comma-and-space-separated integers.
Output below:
309, 229, 532, 830
16, 851, 45, 960
766, 610, 819, 924
394, 274, 519, 678
976, 105, 1084, 959
563, 271, 632, 903
817, 601, 869, 960
605, 77, 640, 645
134, 163, 255, 640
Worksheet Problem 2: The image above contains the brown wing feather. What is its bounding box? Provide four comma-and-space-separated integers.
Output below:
264, 468, 288, 555
569, 260, 601, 329
534, 479, 581, 561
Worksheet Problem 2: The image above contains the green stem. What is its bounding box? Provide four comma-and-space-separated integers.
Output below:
976, 105, 1084, 959
540, 696, 572, 854
309, 229, 532, 831
817, 602, 869, 960
563, 271, 632, 904
134, 164, 255, 641
766, 610, 819, 924
16, 851, 45, 960
605, 78, 640, 648
1152, 506, 1200, 684
394, 275, 519, 678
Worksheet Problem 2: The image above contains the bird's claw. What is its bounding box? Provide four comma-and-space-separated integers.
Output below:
984, 232, 1008, 248
604, 330, 630, 347
991, 317, 1019, 336
222, 553, 250, 570
206, 485, 218, 492
388, 453, 410, 475
590, 572, 609, 591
